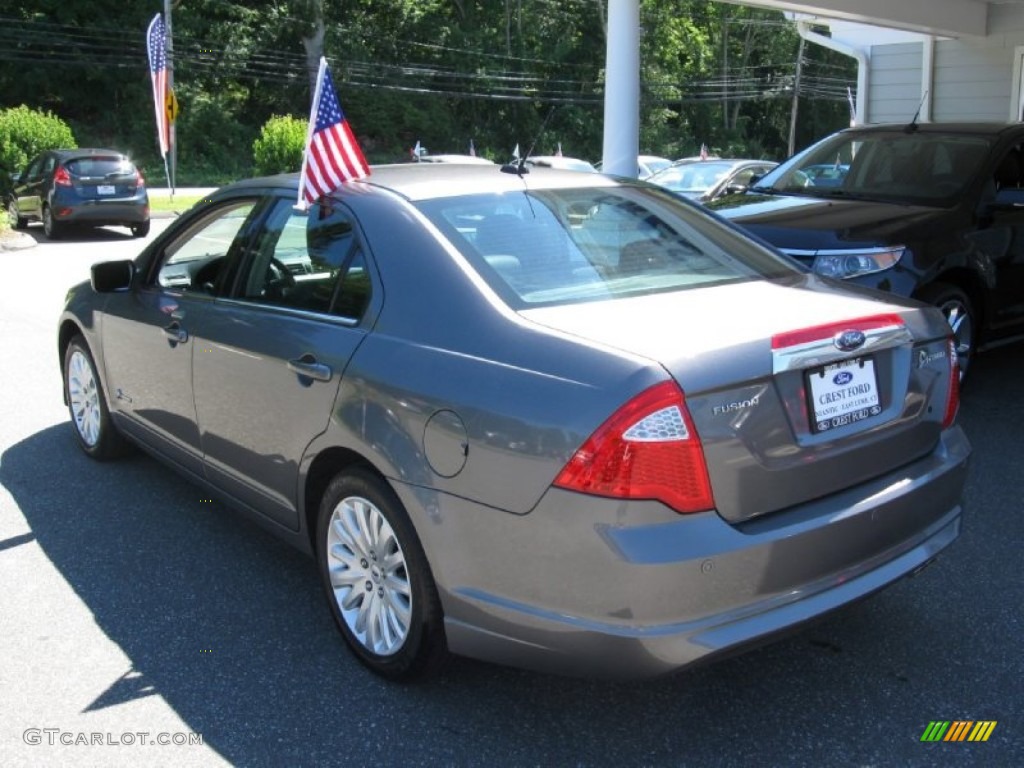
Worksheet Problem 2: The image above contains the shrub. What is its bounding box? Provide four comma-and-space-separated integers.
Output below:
0, 105, 77, 183
252, 115, 307, 177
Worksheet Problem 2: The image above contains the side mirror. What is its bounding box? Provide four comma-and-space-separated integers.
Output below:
723, 183, 749, 197
91, 260, 134, 293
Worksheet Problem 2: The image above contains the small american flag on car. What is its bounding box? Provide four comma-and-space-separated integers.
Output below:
298, 57, 370, 206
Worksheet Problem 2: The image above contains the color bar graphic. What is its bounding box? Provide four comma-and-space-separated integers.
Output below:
920, 721, 997, 742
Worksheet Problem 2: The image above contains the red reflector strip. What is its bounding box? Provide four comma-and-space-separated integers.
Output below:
772, 313, 905, 350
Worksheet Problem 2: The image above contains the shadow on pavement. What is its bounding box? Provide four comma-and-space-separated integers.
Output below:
2, 345, 1022, 764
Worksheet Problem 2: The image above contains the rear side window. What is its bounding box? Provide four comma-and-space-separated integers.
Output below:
231, 199, 372, 319
418, 185, 796, 307
65, 157, 136, 178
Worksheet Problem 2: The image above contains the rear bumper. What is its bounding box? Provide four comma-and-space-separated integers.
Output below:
52, 196, 149, 226
396, 425, 970, 679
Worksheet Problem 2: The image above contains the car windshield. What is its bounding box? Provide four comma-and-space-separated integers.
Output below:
649, 161, 735, 195
754, 129, 993, 206
417, 185, 798, 308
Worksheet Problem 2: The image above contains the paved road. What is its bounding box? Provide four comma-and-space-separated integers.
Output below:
1, 222, 1021, 766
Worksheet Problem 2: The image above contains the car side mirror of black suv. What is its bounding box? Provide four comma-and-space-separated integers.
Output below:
91, 260, 134, 293
992, 187, 1024, 210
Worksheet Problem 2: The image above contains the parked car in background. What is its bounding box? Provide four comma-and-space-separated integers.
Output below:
524, 155, 597, 172
59, 163, 968, 681
594, 155, 674, 179
638, 154, 673, 179
709, 122, 1024, 378
6, 148, 149, 239
414, 154, 494, 165
648, 158, 778, 203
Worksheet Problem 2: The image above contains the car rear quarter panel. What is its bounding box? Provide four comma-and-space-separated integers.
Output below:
316, 192, 667, 516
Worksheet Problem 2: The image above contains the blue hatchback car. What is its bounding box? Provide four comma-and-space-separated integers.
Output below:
6, 148, 150, 239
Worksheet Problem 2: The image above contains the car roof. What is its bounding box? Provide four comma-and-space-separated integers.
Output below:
843, 122, 1024, 137
215, 163, 622, 203
51, 148, 131, 160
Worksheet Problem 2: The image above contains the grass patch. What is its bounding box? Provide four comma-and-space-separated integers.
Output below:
149, 194, 205, 214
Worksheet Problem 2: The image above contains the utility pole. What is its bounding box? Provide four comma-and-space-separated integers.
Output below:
788, 36, 805, 157
165, 0, 176, 196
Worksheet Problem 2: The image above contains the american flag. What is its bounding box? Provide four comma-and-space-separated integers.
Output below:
146, 14, 169, 158
299, 59, 369, 205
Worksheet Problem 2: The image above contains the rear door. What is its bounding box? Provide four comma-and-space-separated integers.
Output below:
15, 153, 51, 220
192, 197, 376, 530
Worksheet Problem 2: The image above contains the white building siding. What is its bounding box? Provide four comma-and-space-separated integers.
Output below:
868, 43, 923, 123
932, 40, 1013, 121
859, 3, 1024, 124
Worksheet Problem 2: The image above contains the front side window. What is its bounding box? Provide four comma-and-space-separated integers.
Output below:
155, 201, 258, 291
419, 185, 797, 307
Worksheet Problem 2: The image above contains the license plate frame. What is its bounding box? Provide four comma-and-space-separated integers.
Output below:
96, 185, 116, 195
806, 356, 882, 433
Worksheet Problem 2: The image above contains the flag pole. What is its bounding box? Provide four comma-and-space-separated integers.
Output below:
165, 0, 175, 198
297, 57, 328, 210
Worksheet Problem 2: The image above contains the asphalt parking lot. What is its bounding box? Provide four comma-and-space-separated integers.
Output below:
1, 223, 1021, 766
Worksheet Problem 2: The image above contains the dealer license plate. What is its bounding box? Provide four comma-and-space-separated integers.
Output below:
807, 356, 882, 433
97, 185, 116, 195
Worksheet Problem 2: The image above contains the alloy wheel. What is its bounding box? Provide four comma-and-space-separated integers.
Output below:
325, 494, 412, 656
939, 297, 973, 380
67, 349, 102, 447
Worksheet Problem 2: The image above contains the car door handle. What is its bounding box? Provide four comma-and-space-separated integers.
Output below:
163, 323, 188, 344
287, 356, 332, 382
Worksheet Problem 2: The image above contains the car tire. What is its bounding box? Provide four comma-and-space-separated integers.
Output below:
7, 200, 27, 229
918, 282, 975, 381
63, 336, 130, 460
316, 467, 446, 680
131, 220, 151, 238
43, 204, 63, 240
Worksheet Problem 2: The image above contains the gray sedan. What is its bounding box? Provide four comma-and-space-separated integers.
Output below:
649, 158, 778, 203
58, 164, 969, 680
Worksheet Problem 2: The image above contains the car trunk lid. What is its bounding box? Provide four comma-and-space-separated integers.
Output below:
520, 277, 956, 524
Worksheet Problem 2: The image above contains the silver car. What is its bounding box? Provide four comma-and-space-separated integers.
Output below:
58, 164, 969, 680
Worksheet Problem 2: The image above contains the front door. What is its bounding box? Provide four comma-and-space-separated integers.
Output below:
100, 199, 262, 474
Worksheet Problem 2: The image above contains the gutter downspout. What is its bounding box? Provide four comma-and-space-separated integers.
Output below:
796, 19, 869, 125
921, 36, 935, 122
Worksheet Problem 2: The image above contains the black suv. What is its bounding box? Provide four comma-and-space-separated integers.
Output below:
709, 122, 1024, 378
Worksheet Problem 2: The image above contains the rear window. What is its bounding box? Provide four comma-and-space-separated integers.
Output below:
417, 185, 798, 307
65, 157, 136, 178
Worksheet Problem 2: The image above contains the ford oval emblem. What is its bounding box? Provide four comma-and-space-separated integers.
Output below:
834, 329, 866, 352
833, 371, 854, 386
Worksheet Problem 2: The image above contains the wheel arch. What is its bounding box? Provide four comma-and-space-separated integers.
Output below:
57, 319, 87, 404
913, 268, 987, 334
302, 446, 382, 551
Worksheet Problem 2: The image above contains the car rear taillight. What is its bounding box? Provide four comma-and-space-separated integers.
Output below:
53, 166, 71, 186
942, 337, 960, 429
135, 169, 145, 187
553, 380, 714, 514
